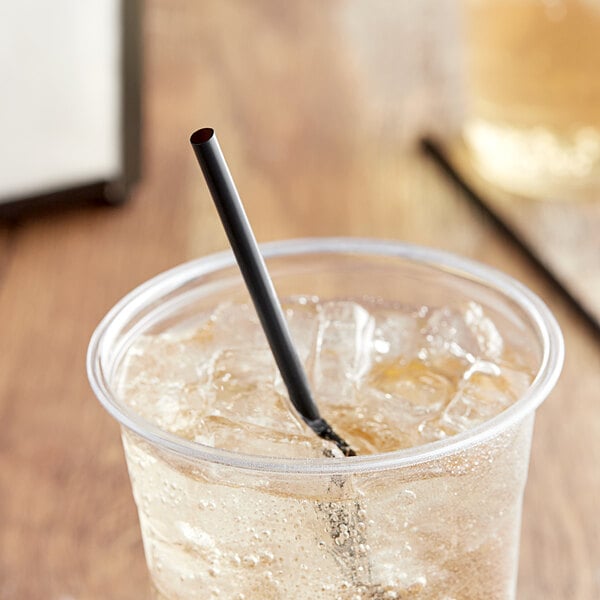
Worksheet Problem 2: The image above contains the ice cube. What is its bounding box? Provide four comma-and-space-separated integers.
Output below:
121, 332, 213, 390
207, 302, 269, 350
463, 301, 504, 360
282, 295, 321, 363
441, 369, 518, 433
419, 306, 480, 362
199, 347, 307, 434
337, 358, 457, 451
368, 359, 456, 414
118, 334, 212, 437
310, 301, 375, 408
372, 310, 419, 361
418, 303, 506, 371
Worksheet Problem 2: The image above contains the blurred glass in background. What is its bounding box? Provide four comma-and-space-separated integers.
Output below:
462, 0, 600, 201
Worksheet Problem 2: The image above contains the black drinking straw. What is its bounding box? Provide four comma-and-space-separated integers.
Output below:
190, 128, 355, 457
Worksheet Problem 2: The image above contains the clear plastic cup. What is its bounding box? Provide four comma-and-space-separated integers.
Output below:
87, 238, 563, 599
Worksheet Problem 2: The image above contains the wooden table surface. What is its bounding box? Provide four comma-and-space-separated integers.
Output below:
1, 2, 599, 598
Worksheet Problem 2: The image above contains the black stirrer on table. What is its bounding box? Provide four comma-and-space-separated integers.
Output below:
190, 127, 356, 457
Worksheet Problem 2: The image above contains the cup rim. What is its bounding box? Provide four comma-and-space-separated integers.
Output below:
87, 237, 564, 474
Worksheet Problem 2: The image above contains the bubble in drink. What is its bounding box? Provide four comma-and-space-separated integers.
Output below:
117, 296, 536, 599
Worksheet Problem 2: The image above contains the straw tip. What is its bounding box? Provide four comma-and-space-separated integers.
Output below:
190, 128, 215, 145
314, 419, 357, 457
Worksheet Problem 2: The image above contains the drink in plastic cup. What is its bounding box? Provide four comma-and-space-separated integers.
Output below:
462, 0, 600, 200
87, 238, 563, 599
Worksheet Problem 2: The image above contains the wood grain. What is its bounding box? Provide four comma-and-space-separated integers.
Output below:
1, 2, 598, 599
